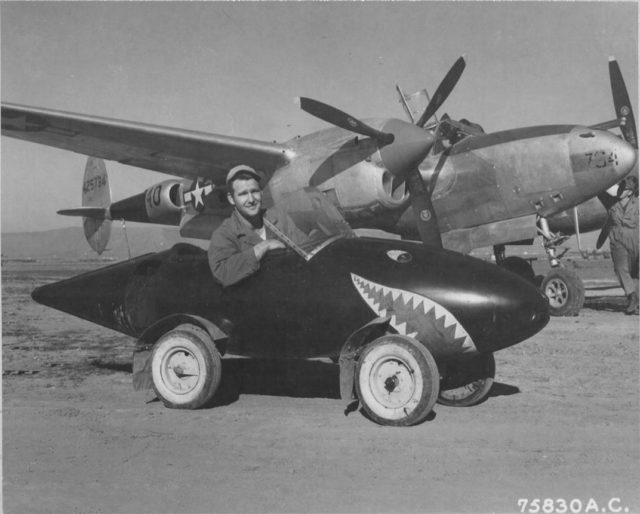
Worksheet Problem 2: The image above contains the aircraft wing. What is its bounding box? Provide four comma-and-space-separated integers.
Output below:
1, 103, 292, 183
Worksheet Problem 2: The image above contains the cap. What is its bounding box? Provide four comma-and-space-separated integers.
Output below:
226, 165, 261, 185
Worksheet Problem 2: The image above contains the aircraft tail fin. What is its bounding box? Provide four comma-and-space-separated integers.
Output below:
56, 157, 113, 255
81, 157, 112, 255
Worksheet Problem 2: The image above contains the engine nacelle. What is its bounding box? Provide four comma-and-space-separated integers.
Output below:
324, 162, 409, 221
110, 179, 183, 226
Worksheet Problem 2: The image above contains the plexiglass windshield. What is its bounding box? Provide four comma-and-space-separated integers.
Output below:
265, 187, 354, 261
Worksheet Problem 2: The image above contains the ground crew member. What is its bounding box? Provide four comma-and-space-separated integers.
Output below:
600, 175, 639, 314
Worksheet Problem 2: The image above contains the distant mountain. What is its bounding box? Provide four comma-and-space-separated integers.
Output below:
1, 223, 603, 262
1, 225, 207, 261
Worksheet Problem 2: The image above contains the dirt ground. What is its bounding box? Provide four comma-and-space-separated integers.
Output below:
2, 259, 639, 514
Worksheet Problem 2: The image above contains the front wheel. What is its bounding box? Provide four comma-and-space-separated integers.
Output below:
151, 324, 222, 409
356, 335, 439, 426
438, 353, 495, 407
541, 267, 585, 317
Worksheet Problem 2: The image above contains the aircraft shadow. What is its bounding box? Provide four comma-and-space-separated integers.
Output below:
584, 295, 629, 313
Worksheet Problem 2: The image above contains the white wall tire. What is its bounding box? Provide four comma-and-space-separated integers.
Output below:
356, 335, 439, 426
438, 353, 495, 407
151, 325, 221, 409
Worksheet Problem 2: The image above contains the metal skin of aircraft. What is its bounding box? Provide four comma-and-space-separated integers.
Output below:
1, 57, 636, 317
393, 58, 637, 316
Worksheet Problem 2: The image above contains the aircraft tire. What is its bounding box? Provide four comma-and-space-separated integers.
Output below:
151, 324, 222, 409
541, 267, 585, 317
437, 353, 495, 407
355, 334, 439, 427
500, 256, 536, 284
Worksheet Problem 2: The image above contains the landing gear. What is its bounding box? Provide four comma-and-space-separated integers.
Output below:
151, 324, 222, 409
356, 334, 439, 426
438, 353, 495, 407
541, 267, 585, 317
493, 216, 587, 316
537, 217, 585, 316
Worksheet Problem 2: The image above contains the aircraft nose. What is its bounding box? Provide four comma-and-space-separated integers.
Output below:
571, 128, 638, 186
378, 119, 435, 177
615, 137, 638, 177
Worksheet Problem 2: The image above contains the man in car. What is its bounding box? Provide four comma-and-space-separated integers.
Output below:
208, 165, 308, 287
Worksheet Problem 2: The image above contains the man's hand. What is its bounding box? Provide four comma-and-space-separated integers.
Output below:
253, 239, 285, 260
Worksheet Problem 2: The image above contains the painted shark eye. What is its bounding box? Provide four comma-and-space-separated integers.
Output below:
386, 250, 412, 263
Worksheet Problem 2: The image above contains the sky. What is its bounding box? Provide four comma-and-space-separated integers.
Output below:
1, 1, 638, 233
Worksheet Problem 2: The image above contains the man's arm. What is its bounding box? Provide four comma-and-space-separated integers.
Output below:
208, 229, 260, 287
208, 226, 285, 287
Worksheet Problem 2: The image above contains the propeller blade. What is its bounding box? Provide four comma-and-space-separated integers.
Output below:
296, 97, 394, 146
609, 57, 637, 149
595, 222, 611, 250
416, 56, 466, 128
406, 167, 442, 247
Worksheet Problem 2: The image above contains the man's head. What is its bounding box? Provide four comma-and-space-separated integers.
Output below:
226, 165, 263, 220
623, 175, 638, 196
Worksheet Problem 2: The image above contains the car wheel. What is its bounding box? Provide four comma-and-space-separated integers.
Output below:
438, 353, 495, 407
541, 267, 585, 317
151, 324, 222, 409
356, 334, 439, 426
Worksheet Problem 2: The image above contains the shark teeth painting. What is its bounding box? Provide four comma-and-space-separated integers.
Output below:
351, 273, 477, 356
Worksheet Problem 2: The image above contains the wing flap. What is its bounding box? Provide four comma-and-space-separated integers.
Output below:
2, 103, 292, 183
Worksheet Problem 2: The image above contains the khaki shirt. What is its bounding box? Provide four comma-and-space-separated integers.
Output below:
208, 208, 308, 287
609, 195, 639, 245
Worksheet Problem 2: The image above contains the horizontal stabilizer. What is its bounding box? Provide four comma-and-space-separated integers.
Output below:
58, 207, 110, 219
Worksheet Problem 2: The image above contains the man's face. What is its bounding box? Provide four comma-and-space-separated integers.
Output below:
228, 178, 262, 219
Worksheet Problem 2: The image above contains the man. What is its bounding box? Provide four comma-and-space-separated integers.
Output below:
600, 175, 639, 314
208, 165, 308, 287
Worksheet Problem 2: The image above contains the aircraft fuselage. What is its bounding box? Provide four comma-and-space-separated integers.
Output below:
275, 122, 635, 251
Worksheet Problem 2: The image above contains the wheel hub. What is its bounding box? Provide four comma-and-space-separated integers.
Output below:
545, 278, 568, 307
162, 348, 200, 394
371, 359, 416, 409
384, 375, 399, 392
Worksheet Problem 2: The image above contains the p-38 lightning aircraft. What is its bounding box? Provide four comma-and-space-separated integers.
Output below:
2, 57, 637, 318
393, 57, 638, 315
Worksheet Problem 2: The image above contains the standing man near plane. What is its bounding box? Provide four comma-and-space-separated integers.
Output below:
600, 175, 639, 314
208, 165, 308, 287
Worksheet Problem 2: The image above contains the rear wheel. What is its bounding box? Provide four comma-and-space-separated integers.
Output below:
438, 353, 495, 407
151, 324, 222, 409
356, 335, 439, 426
541, 267, 585, 317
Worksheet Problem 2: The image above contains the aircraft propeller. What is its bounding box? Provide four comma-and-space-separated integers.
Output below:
595, 57, 638, 249
402, 56, 466, 247
297, 56, 466, 247
415, 56, 466, 128
295, 97, 395, 147
609, 57, 637, 150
